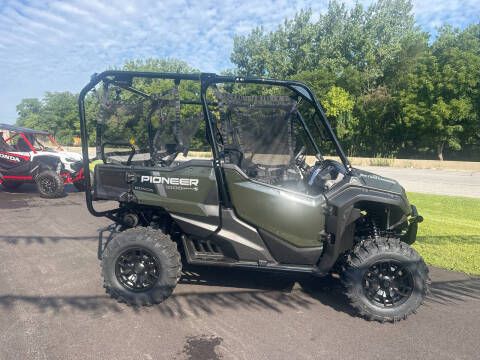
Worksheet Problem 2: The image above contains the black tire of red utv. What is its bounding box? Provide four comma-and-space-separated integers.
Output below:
1, 181, 22, 191
73, 180, 85, 192
35, 170, 64, 198
101, 227, 182, 306
74, 171, 93, 192
341, 237, 429, 322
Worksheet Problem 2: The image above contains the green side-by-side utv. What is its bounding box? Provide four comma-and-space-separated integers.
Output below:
78, 71, 427, 322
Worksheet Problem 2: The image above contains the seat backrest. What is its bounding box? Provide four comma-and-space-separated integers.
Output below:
0, 133, 14, 151
16, 137, 31, 152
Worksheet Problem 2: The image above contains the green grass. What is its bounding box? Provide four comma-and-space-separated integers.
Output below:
408, 192, 480, 275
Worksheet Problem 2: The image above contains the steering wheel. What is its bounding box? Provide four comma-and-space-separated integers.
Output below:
223, 147, 244, 167
294, 146, 307, 167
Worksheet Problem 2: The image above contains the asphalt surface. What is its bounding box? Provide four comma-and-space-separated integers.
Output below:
358, 166, 480, 198
0, 188, 479, 359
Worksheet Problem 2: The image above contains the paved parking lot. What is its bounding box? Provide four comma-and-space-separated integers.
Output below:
359, 166, 480, 198
0, 188, 479, 359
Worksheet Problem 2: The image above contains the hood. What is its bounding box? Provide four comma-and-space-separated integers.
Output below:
33, 150, 82, 162
352, 168, 405, 195
58, 151, 83, 162
30, 151, 83, 169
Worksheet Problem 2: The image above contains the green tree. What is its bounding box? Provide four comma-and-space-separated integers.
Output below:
87, 58, 208, 150
42, 92, 79, 143
322, 86, 357, 145
13, 5, 480, 160
16, 93, 79, 145
16, 98, 43, 129
231, 10, 316, 78
230, 0, 429, 157
122, 58, 197, 73
400, 25, 480, 160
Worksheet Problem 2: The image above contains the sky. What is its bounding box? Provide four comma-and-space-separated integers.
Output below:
0, 0, 479, 124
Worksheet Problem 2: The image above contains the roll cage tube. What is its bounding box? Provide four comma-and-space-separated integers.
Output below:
3, 132, 36, 153
205, 75, 352, 172
200, 74, 231, 207
78, 71, 352, 218
47, 134, 63, 151
78, 72, 203, 219
4, 131, 61, 153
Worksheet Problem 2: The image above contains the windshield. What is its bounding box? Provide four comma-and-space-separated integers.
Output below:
31, 134, 61, 151
0, 131, 60, 152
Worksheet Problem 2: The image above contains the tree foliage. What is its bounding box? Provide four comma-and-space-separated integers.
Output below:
231, 0, 480, 160
16, 92, 79, 145
14, 0, 480, 160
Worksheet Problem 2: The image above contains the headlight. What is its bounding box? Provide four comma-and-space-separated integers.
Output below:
65, 158, 77, 163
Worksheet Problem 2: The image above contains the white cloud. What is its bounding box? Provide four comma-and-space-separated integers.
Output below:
412, 0, 480, 35
0, 0, 478, 123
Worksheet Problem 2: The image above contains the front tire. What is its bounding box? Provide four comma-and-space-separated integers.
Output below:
102, 227, 182, 306
342, 237, 429, 322
35, 170, 64, 198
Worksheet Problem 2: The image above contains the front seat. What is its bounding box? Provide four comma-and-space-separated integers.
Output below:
16, 137, 31, 152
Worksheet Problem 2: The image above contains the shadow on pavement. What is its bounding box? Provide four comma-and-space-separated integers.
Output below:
428, 277, 480, 304
0, 294, 123, 313
180, 264, 356, 317
0, 235, 97, 244
0, 288, 314, 318
0, 184, 82, 209
0, 183, 80, 195
0, 265, 345, 318
0, 264, 477, 317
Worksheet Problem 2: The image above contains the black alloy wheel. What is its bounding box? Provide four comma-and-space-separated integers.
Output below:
362, 260, 414, 307
342, 237, 429, 322
35, 170, 64, 198
115, 247, 160, 292
102, 227, 182, 306
39, 176, 56, 193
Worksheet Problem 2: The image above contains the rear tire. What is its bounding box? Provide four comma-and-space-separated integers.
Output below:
342, 237, 429, 322
73, 180, 85, 192
73, 170, 94, 192
102, 227, 182, 306
35, 170, 64, 198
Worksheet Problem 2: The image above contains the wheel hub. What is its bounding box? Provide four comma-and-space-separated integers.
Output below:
115, 247, 160, 292
381, 276, 392, 288
362, 261, 414, 308
41, 177, 55, 192
134, 262, 145, 274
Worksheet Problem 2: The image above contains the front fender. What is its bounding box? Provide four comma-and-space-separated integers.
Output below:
316, 181, 411, 274
31, 155, 62, 176
402, 205, 423, 245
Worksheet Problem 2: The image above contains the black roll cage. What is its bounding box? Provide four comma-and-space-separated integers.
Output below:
78, 71, 352, 220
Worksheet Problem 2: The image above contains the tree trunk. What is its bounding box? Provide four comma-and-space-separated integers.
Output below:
437, 142, 444, 161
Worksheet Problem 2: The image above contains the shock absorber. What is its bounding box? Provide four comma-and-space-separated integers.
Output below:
370, 218, 379, 239
355, 215, 380, 240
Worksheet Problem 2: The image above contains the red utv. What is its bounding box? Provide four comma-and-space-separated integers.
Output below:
0, 124, 85, 198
